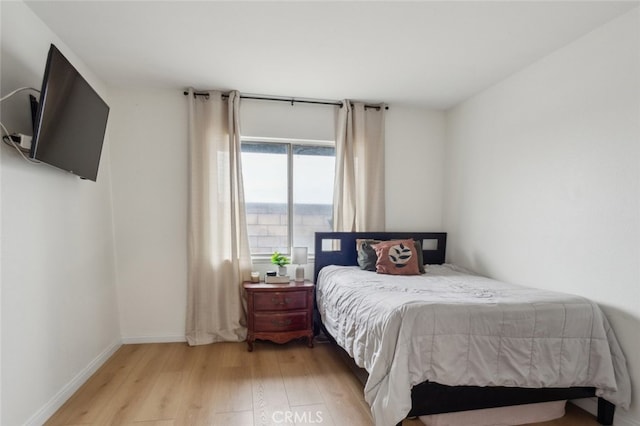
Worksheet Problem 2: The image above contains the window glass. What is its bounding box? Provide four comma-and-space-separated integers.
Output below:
293, 145, 335, 250
242, 143, 288, 254
241, 141, 334, 256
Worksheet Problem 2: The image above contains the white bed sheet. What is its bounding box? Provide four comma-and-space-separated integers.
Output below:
316, 264, 630, 426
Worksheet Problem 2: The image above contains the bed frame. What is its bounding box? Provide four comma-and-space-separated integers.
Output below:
313, 231, 616, 425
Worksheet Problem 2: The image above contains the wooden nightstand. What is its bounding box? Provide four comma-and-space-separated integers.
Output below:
243, 281, 314, 352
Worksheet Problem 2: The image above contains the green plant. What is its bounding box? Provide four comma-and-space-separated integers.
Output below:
270, 251, 290, 267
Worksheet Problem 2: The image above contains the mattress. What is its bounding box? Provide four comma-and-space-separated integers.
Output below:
316, 264, 631, 426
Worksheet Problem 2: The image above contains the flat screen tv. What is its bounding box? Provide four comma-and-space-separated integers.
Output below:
30, 44, 109, 181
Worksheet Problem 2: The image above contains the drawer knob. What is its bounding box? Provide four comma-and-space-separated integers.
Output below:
271, 297, 291, 305
271, 318, 292, 327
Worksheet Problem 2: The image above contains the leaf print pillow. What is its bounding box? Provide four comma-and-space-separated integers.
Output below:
372, 239, 420, 275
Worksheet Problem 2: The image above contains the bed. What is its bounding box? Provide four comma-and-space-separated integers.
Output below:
313, 231, 630, 426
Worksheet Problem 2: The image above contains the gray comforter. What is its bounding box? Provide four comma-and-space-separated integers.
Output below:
316, 264, 631, 426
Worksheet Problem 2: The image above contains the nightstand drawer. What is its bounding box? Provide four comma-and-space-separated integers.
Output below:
253, 312, 308, 332
243, 281, 314, 351
253, 291, 308, 311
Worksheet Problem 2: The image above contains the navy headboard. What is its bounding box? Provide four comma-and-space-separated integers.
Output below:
313, 232, 447, 282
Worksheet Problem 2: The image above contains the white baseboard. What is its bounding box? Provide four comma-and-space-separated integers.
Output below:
571, 398, 639, 426
25, 338, 122, 426
121, 334, 187, 344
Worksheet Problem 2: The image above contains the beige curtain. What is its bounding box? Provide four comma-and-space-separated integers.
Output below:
333, 101, 386, 231
186, 89, 252, 346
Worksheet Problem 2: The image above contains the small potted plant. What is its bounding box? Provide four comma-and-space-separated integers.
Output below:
271, 251, 290, 276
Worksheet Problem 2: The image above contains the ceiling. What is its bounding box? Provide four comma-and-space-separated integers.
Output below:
25, 1, 638, 109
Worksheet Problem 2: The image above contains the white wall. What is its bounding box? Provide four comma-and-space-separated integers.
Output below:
241, 98, 337, 141
108, 89, 188, 343
386, 106, 445, 231
0, 2, 121, 425
444, 8, 639, 424
108, 91, 445, 341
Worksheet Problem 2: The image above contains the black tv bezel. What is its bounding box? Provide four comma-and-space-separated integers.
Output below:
29, 94, 38, 132
30, 44, 110, 181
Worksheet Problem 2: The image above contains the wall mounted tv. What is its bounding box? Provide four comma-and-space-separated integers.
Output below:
30, 44, 110, 181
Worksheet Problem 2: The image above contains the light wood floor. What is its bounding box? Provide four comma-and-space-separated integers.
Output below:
46, 339, 601, 426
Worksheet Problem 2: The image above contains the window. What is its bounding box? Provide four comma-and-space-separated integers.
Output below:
241, 139, 335, 256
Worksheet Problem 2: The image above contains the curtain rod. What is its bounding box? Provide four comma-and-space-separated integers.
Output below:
183, 91, 389, 111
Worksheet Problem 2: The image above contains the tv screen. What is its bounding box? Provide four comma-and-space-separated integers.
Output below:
30, 44, 109, 181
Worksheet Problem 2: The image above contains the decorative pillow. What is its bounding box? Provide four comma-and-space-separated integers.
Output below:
372, 239, 421, 275
356, 239, 382, 271
414, 240, 425, 274
357, 238, 425, 273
